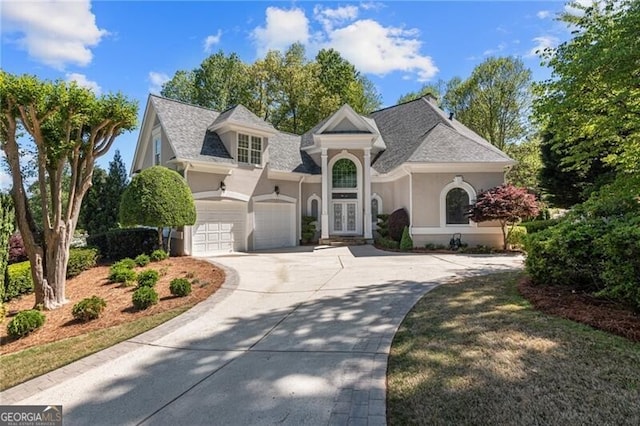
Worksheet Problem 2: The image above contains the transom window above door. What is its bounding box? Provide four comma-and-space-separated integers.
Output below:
332, 158, 357, 188
238, 133, 262, 165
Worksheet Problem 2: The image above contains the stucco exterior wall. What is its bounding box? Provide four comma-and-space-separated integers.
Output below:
412, 233, 503, 248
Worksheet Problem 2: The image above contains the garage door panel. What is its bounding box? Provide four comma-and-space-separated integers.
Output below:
192, 201, 246, 255
254, 203, 295, 250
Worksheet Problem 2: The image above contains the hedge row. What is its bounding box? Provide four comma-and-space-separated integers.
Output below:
87, 228, 159, 260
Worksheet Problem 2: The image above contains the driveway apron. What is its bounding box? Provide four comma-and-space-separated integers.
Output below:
1, 245, 523, 425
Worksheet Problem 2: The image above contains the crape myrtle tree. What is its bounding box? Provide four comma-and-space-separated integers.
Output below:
467, 184, 539, 250
0, 72, 137, 309
119, 166, 196, 254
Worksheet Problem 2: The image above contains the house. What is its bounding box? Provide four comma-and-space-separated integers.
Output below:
131, 94, 515, 255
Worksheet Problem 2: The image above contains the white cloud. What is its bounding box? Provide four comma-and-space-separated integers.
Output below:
251, 7, 310, 56
483, 42, 507, 56
537, 10, 551, 19
325, 19, 438, 81
360, 2, 385, 11
66, 73, 101, 94
314, 5, 358, 31
564, 0, 595, 17
526, 35, 560, 58
1, 0, 107, 69
148, 71, 170, 94
203, 30, 222, 52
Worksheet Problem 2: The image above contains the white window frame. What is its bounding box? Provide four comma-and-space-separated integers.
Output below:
152, 128, 161, 166
307, 193, 322, 229
371, 193, 383, 230
439, 176, 477, 227
237, 133, 262, 166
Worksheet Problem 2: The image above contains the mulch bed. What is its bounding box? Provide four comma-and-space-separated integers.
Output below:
518, 276, 640, 343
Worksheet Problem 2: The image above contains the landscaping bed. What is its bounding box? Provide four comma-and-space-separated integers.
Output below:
1, 257, 225, 355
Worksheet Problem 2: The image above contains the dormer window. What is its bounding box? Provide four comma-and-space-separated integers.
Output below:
238, 133, 262, 165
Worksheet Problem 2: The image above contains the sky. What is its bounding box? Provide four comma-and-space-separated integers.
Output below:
1, 0, 586, 188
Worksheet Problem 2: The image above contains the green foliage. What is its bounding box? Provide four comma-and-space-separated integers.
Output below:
78, 151, 129, 235
87, 227, 159, 260
66, 248, 99, 279
112, 258, 136, 270
134, 254, 150, 267
376, 236, 399, 250
0, 194, 15, 302
120, 166, 195, 253
301, 216, 317, 244
136, 269, 159, 288
506, 225, 527, 249
397, 81, 446, 104
424, 243, 447, 250
376, 214, 390, 238
132, 286, 158, 310
506, 137, 543, 193
7, 309, 45, 338
170, 278, 192, 297
161, 45, 381, 134
72, 296, 107, 322
533, 0, 640, 175
108, 266, 136, 284
400, 226, 414, 251
388, 208, 410, 242
0, 71, 138, 309
442, 57, 532, 151
520, 219, 560, 234
150, 249, 168, 262
525, 174, 640, 309
5, 261, 34, 301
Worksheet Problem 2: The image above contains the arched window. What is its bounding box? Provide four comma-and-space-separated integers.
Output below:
311, 199, 319, 221
332, 159, 357, 188
446, 188, 470, 224
371, 198, 379, 223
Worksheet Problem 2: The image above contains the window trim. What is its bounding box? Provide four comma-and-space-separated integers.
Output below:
371, 193, 383, 229
237, 133, 262, 166
439, 176, 477, 227
307, 193, 322, 229
152, 128, 161, 166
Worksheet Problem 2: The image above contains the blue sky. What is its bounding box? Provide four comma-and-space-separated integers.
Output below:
1, 0, 583, 186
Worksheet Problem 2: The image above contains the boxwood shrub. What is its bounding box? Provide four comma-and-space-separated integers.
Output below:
134, 254, 150, 267
67, 247, 99, 278
5, 261, 34, 301
108, 266, 136, 284
136, 269, 159, 288
132, 287, 158, 310
72, 296, 107, 321
7, 309, 45, 338
150, 249, 168, 262
170, 278, 192, 297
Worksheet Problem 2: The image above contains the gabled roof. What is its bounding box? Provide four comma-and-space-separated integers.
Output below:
209, 104, 275, 133
368, 97, 514, 173
268, 132, 321, 174
150, 95, 233, 163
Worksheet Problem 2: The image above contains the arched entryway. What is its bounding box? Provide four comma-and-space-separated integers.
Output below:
329, 153, 362, 235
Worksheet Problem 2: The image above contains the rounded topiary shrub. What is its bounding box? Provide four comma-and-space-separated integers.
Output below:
134, 254, 150, 267
150, 249, 168, 262
388, 208, 410, 242
7, 309, 45, 338
170, 278, 192, 297
72, 296, 107, 321
108, 266, 136, 284
136, 269, 159, 288
132, 287, 159, 310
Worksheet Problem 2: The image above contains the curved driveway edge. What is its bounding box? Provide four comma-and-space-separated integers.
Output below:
1, 246, 523, 425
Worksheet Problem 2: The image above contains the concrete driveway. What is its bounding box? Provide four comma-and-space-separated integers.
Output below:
2, 245, 523, 425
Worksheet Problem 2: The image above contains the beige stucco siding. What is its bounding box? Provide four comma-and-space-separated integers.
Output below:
393, 175, 411, 215
139, 125, 175, 170
187, 171, 228, 194
411, 172, 505, 227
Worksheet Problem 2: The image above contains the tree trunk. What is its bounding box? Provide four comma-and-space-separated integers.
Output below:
500, 221, 508, 251
40, 229, 71, 309
157, 227, 163, 252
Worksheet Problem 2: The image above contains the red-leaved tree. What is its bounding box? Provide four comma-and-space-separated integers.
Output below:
467, 184, 539, 250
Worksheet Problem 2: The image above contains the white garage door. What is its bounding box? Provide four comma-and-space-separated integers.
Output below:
254, 202, 296, 250
192, 201, 246, 255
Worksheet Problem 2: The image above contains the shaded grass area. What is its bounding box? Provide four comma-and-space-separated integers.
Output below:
387, 272, 640, 426
0, 306, 190, 391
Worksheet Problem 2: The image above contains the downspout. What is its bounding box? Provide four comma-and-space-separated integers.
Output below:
298, 176, 305, 244
183, 162, 192, 256
403, 166, 413, 238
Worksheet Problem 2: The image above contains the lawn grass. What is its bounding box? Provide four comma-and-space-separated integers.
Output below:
387, 272, 640, 426
0, 305, 190, 391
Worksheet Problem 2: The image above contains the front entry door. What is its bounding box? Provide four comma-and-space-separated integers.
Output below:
332, 201, 357, 234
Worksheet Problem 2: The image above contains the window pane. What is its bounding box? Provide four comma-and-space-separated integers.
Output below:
332, 159, 357, 188
250, 150, 261, 165
446, 188, 469, 224
238, 134, 249, 148
251, 136, 261, 151
371, 198, 379, 223
238, 147, 248, 163
311, 199, 318, 220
